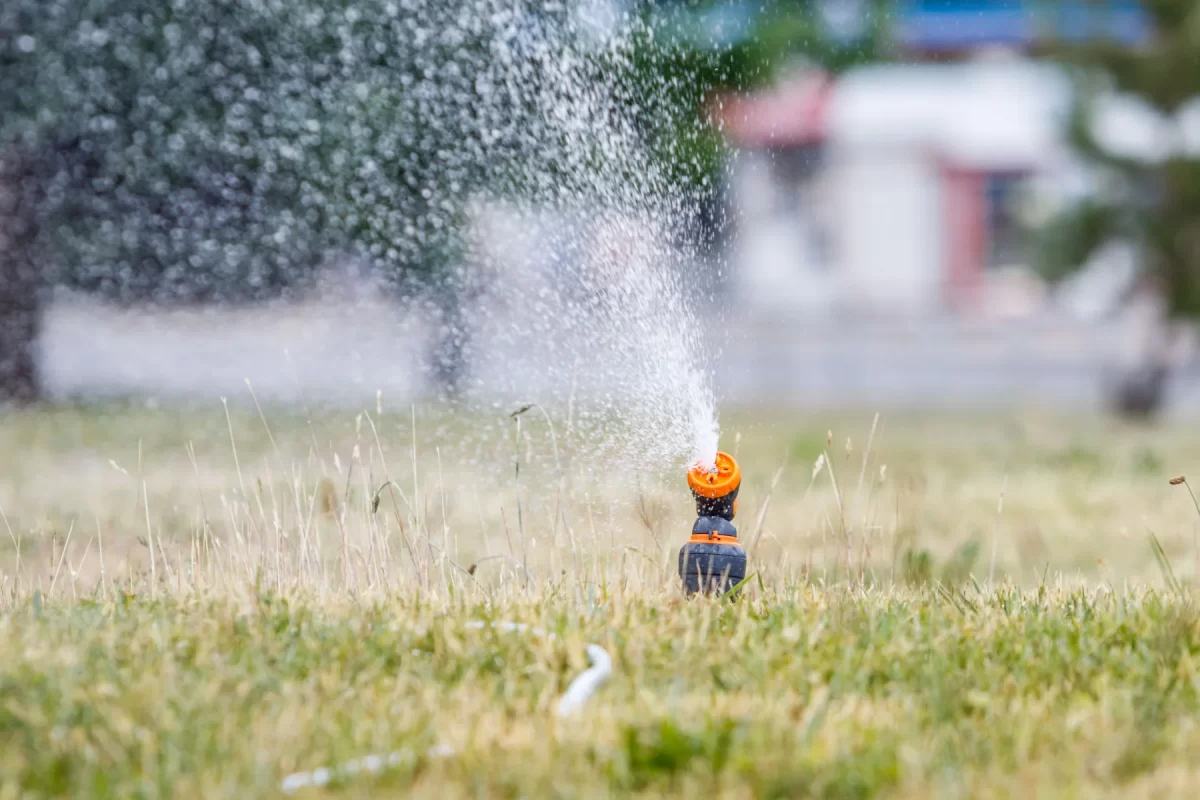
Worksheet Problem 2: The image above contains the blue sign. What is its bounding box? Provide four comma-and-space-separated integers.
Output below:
650, 0, 1151, 53
893, 0, 1151, 50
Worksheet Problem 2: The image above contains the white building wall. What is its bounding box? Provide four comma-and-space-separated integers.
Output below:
726, 150, 835, 316
827, 145, 943, 315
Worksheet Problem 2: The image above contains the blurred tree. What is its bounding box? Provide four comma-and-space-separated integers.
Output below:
1039, 0, 1200, 416
0, 0, 554, 400
0, 148, 43, 402
0, 0, 886, 403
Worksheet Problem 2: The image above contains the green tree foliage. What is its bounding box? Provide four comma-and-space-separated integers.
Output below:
1040, 0, 1200, 318
1, 0, 560, 302
1, 0, 886, 301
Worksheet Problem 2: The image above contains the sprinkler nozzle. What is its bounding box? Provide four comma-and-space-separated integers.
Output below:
687, 451, 741, 517
679, 451, 746, 596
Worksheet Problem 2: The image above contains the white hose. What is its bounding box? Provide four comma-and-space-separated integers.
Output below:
280, 621, 611, 793
555, 643, 613, 717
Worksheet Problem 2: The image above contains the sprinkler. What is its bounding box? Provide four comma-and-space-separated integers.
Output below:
679, 452, 746, 595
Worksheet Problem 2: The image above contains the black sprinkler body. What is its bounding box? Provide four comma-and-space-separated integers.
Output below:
679, 452, 747, 596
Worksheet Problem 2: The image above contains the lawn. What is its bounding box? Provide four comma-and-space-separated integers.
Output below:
1, 402, 1199, 797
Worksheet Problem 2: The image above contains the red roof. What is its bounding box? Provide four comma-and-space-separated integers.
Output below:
711, 72, 832, 149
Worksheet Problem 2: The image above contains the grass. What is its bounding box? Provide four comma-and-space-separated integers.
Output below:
2, 401, 1200, 797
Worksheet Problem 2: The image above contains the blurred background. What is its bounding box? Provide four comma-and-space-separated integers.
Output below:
3, 0, 1199, 419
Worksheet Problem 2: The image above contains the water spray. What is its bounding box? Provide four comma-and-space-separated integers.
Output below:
679, 451, 747, 595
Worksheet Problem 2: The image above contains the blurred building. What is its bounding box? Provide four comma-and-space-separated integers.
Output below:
719, 57, 1064, 317
713, 0, 1156, 320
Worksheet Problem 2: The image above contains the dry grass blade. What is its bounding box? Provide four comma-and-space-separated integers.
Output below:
749, 455, 787, 555
988, 474, 1008, 588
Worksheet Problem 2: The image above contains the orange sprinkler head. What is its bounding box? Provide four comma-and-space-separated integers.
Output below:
687, 451, 741, 500
680, 450, 746, 595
